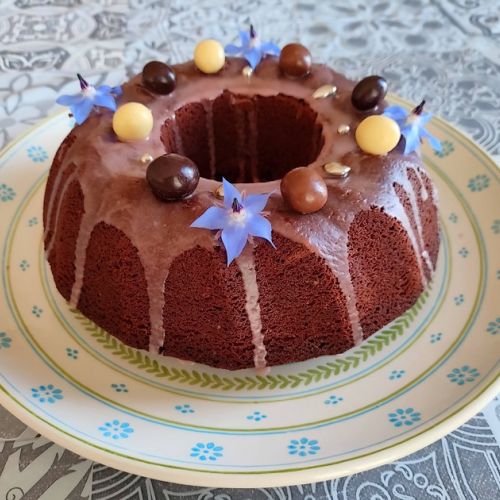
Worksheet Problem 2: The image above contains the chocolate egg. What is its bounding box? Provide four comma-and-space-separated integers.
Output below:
112, 102, 153, 142
146, 154, 200, 201
355, 115, 400, 155
279, 43, 312, 78
280, 167, 327, 214
351, 75, 387, 111
142, 61, 176, 95
194, 39, 225, 74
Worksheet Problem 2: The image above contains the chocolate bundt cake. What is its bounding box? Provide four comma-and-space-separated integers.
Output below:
45, 35, 440, 371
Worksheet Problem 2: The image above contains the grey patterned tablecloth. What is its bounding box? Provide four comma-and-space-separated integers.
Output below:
1, 1, 499, 498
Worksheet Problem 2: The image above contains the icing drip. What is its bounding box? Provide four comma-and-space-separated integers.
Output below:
237, 247, 268, 371
329, 254, 363, 345
44, 167, 77, 256
390, 187, 427, 289
404, 168, 433, 276
202, 99, 216, 180
69, 209, 99, 307
144, 265, 167, 354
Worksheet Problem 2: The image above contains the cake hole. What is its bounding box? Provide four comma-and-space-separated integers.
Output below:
161, 90, 324, 183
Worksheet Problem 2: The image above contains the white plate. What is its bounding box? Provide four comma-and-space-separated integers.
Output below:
0, 96, 498, 487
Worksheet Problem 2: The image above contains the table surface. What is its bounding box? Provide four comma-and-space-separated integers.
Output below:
0, 1, 499, 498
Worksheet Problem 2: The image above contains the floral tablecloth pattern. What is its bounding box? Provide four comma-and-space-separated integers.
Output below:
0, 0, 499, 498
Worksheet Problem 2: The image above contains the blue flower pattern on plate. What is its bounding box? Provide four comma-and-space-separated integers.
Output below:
434, 139, 454, 157
486, 318, 500, 335
288, 437, 320, 457
0, 332, 12, 349
31, 384, 63, 404
389, 370, 406, 380
448, 212, 458, 223
447, 365, 480, 385
0, 183, 16, 202
111, 383, 128, 393
175, 404, 194, 414
458, 247, 468, 258
27, 145, 48, 163
28, 216, 38, 226
430, 332, 442, 343
32, 305, 43, 317
454, 294, 464, 306
467, 174, 489, 192
324, 395, 343, 405
66, 348, 78, 359
492, 220, 500, 234
388, 408, 421, 427
190, 442, 223, 462
246, 411, 266, 421
99, 420, 134, 439
20, 259, 29, 271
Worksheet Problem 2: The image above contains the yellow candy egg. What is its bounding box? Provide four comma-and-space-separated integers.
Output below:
194, 39, 225, 74
355, 115, 401, 155
112, 102, 153, 142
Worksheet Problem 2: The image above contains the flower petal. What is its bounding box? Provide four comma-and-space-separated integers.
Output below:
244, 47, 262, 69
224, 43, 242, 55
71, 98, 94, 125
191, 206, 227, 230
247, 215, 274, 245
56, 94, 84, 106
221, 225, 248, 265
222, 178, 242, 209
383, 105, 408, 124
402, 124, 421, 154
244, 192, 271, 213
420, 128, 442, 152
260, 41, 281, 56
239, 30, 250, 47
94, 92, 117, 111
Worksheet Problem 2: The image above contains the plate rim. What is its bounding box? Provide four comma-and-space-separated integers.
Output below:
0, 98, 499, 487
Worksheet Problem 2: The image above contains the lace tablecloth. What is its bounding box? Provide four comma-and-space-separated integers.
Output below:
0, 1, 499, 498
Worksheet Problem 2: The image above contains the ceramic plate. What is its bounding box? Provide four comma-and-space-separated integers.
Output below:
0, 96, 498, 488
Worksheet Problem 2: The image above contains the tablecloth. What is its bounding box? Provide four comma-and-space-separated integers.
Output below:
0, 1, 499, 498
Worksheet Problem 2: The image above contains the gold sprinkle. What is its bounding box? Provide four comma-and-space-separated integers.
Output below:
337, 124, 350, 135
140, 153, 153, 165
215, 184, 224, 198
312, 84, 337, 99
323, 162, 351, 178
242, 66, 253, 78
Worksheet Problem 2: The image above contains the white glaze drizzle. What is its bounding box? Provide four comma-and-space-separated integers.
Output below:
404, 168, 433, 276
237, 247, 268, 370
44, 168, 77, 257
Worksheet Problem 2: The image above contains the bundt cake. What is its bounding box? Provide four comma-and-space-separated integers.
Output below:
44, 33, 440, 371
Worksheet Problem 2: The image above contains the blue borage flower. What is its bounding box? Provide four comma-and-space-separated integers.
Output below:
191, 178, 274, 265
56, 74, 122, 125
225, 25, 280, 69
383, 100, 441, 155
